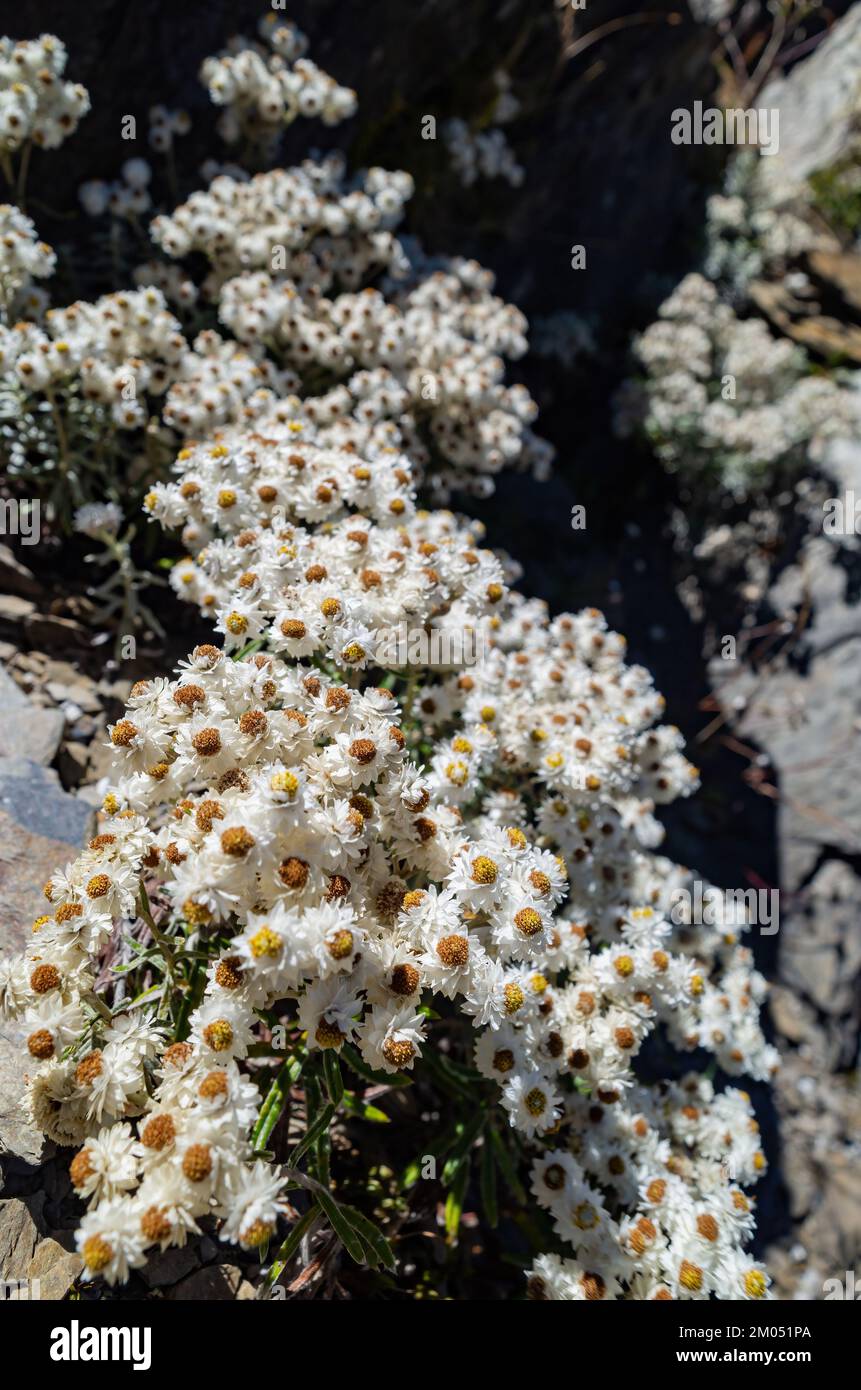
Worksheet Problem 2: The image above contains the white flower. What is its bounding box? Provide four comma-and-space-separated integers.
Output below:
73, 502, 123, 537
77, 1197, 147, 1285
70, 1123, 139, 1203
219, 1160, 290, 1249
501, 1072, 562, 1138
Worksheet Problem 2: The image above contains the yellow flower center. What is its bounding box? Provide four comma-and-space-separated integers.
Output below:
202, 1019, 233, 1052
524, 1087, 546, 1117
82, 1235, 113, 1274
471, 855, 498, 885
249, 927, 281, 959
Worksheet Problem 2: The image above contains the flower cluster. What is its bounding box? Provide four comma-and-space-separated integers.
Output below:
0, 202, 55, 317
0, 12, 548, 555
0, 33, 89, 153
160, 330, 301, 436
78, 108, 191, 221
0, 17, 780, 1300
615, 271, 857, 494
144, 420, 502, 667
151, 156, 550, 497
73, 500, 124, 538
444, 119, 525, 189
0, 285, 185, 423
200, 12, 356, 151
0, 279, 193, 539
79, 157, 155, 222
148, 155, 412, 283
0, 412, 777, 1295
527, 1075, 771, 1301
702, 152, 834, 297
148, 104, 192, 155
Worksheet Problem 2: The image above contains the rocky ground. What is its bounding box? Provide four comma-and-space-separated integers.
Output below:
0, 545, 281, 1299
709, 480, 861, 1299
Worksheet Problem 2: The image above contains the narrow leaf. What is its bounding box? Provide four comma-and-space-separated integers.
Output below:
480, 1138, 498, 1228
323, 1049, 344, 1106
314, 1188, 366, 1265
289, 1100, 336, 1167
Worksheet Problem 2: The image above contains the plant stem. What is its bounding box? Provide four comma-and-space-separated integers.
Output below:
16, 140, 31, 209
138, 882, 178, 973
262, 1205, 320, 1291
0, 150, 14, 196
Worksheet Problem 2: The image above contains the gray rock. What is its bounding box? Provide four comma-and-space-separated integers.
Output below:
0, 1022, 44, 1165
819, 1156, 861, 1264
781, 860, 861, 1016
0, 595, 36, 635
0, 545, 42, 599
768, 985, 818, 1045
711, 537, 861, 886
139, 1242, 200, 1288
96, 678, 133, 707
45, 680, 102, 715
83, 734, 117, 788
0, 760, 93, 1161
168, 1263, 246, 1300
780, 1137, 819, 1223
0, 1196, 44, 1282
27, 1237, 83, 1301
0, 758, 93, 855
0, 665, 28, 709
760, 6, 861, 194
22, 613, 89, 651
0, 707, 65, 768
76, 783, 107, 810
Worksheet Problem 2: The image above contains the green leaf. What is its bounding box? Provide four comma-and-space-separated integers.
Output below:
480, 1138, 498, 1228
400, 1158, 423, 1191
252, 1055, 304, 1153
264, 1205, 318, 1289
340, 1205, 396, 1272
400, 1118, 463, 1191
289, 1100, 336, 1168
122, 936, 148, 954
126, 983, 164, 1008
323, 1049, 344, 1106
315, 1125, 331, 1188
418, 1046, 475, 1101
341, 1043, 412, 1087
488, 1126, 527, 1205
232, 637, 265, 661
444, 1163, 468, 1243
441, 1109, 486, 1186
342, 1092, 390, 1124
313, 1188, 366, 1265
